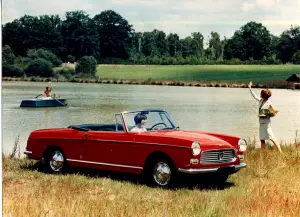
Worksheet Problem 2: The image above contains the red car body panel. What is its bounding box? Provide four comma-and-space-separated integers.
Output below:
25, 110, 247, 176
26, 130, 243, 174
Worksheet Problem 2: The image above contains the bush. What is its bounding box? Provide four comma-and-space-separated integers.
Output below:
67, 55, 76, 63
2, 45, 16, 65
14, 56, 32, 70
2, 64, 24, 77
25, 58, 53, 77
27, 49, 62, 67
75, 56, 97, 76
55, 67, 76, 79
292, 51, 300, 64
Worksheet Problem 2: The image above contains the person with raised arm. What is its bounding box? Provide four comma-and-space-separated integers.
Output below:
248, 81, 282, 153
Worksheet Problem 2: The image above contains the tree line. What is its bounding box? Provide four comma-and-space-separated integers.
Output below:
2, 10, 300, 72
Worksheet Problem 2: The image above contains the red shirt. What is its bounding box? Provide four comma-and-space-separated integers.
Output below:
44, 89, 51, 97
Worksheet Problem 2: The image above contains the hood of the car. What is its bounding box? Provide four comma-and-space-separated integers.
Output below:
140, 130, 234, 149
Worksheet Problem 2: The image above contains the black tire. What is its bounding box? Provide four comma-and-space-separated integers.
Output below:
144, 156, 176, 188
44, 149, 67, 173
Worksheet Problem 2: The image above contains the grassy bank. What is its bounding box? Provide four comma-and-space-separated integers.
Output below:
3, 146, 300, 217
2, 76, 293, 89
3, 65, 300, 89
96, 65, 300, 82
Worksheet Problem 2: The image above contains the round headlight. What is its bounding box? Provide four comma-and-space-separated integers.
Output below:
191, 141, 201, 156
238, 139, 247, 152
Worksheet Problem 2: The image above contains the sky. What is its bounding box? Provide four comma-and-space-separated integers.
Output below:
2, 0, 300, 42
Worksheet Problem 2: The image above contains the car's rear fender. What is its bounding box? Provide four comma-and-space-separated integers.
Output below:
42, 145, 65, 159
25, 135, 46, 160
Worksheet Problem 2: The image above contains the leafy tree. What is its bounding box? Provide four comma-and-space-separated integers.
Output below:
191, 32, 204, 58
205, 47, 216, 60
93, 10, 133, 59
153, 30, 168, 57
35, 15, 64, 56
223, 31, 246, 60
75, 56, 97, 76
13, 56, 32, 70
27, 49, 62, 66
141, 31, 156, 56
2, 19, 30, 56
67, 55, 76, 63
60, 11, 99, 61
292, 50, 300, 64
276, 25, 300, 63
242, 22, 272, 60
2, 45, 16, 65
167, 33, 180, 57
2, 64, 24, 77
209, 32, 223, 59
3, 15, 63, 57
131, 32, 143, 53
224, 22, 272, 60
180, 36, 194, 57
25, 58, 53, 77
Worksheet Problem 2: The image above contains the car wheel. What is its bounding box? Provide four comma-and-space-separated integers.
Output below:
146, 157, 175, 188
45, 149, 66, 173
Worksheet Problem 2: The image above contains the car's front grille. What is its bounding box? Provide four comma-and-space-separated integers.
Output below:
200, 149, 236, 164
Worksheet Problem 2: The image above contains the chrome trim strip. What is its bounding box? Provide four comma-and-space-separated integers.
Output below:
121, 109, 166, 115
67, 159, 143, 170
178, 162, 247, 174
95, 139, 189, 149
201, 148, 236, 152
24, 150, 32, 155
200, 158, 237, 163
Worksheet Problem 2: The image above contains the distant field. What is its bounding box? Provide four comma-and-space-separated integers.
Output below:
96, 65, 300, 82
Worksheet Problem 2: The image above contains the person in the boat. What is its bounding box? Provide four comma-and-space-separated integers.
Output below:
44, 82, 53, 97
130, 113, 147, 133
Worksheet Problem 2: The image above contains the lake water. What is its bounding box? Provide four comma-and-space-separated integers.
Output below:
2, 81, 300, 154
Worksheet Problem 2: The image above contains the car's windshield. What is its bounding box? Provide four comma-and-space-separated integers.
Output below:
123, 111, 176, 132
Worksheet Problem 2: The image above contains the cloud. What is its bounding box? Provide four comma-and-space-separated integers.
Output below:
2, 0, 300, 39
256, 0, 278, 6
241, 2, 256, 11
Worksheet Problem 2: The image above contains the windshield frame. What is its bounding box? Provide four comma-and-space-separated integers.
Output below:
120, 109, 176, 133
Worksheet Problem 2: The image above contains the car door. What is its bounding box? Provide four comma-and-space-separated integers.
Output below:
82, 131, 130, 165
80, 115, 138, 172
62, 128, 88, 168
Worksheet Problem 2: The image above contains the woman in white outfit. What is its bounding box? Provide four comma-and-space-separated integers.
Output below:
248, 82, 282, 153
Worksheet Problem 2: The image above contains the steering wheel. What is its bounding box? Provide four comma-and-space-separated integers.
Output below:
149, 122, 168, 130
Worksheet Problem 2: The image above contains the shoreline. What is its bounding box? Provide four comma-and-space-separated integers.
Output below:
3, 77, 299, 89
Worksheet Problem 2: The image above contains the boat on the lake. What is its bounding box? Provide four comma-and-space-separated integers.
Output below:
20, 96, 68, 108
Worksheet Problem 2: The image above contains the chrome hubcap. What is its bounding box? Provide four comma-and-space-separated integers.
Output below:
49, 151, 64, 172
153, 162, 171, 186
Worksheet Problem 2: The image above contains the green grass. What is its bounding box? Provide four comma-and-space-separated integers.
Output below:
96, 65, 300, 82
3, 146, 300, 217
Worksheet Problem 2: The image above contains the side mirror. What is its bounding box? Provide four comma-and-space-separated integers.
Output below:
176, 126, 180, 130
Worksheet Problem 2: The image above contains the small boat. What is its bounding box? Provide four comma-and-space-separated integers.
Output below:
20, 97, 68, 108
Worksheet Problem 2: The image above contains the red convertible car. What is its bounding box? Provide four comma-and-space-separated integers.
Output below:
24, 109, 247, 187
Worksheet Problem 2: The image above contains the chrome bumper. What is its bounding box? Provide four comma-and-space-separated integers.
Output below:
24, 150, 32, 155
178, 162, 247, 174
